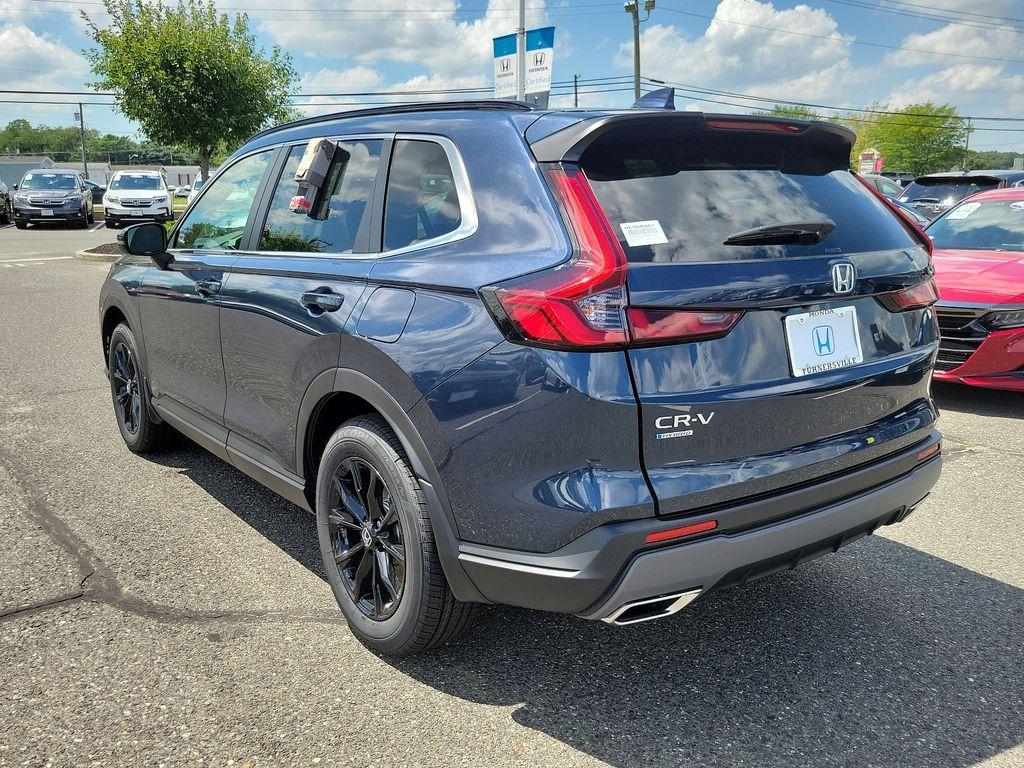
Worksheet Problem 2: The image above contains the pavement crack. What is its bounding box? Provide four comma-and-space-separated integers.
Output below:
0, 452, 347, 629
0, 592, 86, 623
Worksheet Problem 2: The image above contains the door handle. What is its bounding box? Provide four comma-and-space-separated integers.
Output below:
195, 278, 222, 297
300, 289, 344, 312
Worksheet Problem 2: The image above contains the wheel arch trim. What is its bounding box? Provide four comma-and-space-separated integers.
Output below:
295, 367, 488, 604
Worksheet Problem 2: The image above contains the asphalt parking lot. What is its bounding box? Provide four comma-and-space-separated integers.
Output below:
1, 224, 1022, 768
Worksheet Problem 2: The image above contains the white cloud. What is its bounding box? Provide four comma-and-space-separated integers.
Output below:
258, 0, 549, 81
617, 0, 857, 101
884, 22, 1022, 68
0, 22, 88, 92
886, 63, 1024, 110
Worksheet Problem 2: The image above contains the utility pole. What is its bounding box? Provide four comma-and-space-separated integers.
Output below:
573, 73, 580, 107
962, 118, 973, 172
516, 0, 526, 101
76, 102, 89, 181
624, 0, 656, 100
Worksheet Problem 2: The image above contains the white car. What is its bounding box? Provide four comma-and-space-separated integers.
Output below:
186, 176, 206, 206
103, 170, 174, 229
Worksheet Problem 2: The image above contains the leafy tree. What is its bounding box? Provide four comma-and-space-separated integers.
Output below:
964, 149, 1022, 171
755, 103, 821, 121
82, 0, 296, 178
850, 103, 967, 175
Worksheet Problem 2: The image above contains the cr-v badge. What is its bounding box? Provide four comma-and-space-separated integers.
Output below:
654, 411, 714, 440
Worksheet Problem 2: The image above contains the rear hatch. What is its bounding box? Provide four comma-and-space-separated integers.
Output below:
899, 175, 1003, 219
562, 114, 939, 518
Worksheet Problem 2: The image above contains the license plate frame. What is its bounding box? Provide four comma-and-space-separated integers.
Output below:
784, 306, 864, 378
40, 209, 54, 217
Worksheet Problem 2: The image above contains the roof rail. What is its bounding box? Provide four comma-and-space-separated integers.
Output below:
249, 99, 537, 142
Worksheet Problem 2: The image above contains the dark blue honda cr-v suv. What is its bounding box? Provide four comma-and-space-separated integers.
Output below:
100, 94, 942, 655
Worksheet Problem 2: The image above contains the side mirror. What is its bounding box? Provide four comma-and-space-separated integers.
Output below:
12, 184, 17, 191
120, 222, 173, 269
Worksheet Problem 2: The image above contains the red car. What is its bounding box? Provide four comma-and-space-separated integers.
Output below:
928, 188, 1024, 391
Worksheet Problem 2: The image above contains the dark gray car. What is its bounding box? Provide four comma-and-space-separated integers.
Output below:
12, 169, 95, 228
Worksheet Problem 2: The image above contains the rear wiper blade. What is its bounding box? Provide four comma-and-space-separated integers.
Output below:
723, 220, 835, 247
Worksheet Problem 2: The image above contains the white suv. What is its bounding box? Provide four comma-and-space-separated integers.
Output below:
103, 171, 173, 229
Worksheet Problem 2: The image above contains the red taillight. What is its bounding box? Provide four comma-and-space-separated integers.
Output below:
645, 519, 718, 545
705, 118, 803, 133
489, 167, 629, 348
486, 166, 744, 350
878, 277, 940, 311
627, 308, 742, 345
854, 174, 933, 258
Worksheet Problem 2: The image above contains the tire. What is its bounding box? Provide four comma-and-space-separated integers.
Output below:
15, 221, 27, 229
107, 323, 166, 454
87, 209, 95, 224
316, 415, 476, 656
105, 218, 118, 229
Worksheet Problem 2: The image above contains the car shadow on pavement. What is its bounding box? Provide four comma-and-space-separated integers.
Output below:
933, 381, 1023, 419
146, 441, 326, 579
146, 441, 1024, 768
391, 539, 1024, 768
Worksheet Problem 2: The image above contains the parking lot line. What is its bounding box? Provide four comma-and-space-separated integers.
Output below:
0, 255, 74, 263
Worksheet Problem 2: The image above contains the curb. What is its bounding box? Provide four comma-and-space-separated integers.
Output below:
74, 248, 121, 263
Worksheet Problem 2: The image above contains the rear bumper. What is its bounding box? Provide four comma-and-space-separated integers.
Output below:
457, 432, 941, 620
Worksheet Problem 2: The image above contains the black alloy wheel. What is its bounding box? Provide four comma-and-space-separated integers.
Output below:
111, 340, 142, 437
327, 457, 406, 621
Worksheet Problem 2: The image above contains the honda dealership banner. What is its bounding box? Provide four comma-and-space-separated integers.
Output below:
493, 26, 555, 100
493, 33, 518, 99
524, 27, 555, 96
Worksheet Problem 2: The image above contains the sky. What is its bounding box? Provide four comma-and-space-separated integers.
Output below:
1, 0, 1023, 153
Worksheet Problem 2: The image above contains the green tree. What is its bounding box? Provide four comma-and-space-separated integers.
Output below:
850, 103, 966, 175
82, 0, 296, 178
755, 103, 821, 120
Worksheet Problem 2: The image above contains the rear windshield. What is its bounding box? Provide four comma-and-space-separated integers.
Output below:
581, 135, 917, 264
926, 199, 1024, 252
900, 180, 998, 203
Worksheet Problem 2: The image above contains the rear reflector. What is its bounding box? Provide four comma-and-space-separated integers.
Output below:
878, 277, 940, 311
705, 119, 803, 133
628, 308, 742, 345
916, 442, 940, 462
645, 519, 718, 544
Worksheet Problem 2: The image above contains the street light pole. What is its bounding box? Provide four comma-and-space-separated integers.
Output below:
76, 102, 89, 181
624, 0, 656, 101
574, 73, 580, 107
516, 0, 526, 101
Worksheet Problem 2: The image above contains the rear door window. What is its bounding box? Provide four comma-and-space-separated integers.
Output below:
581, 135, 918, 264
383, 140, 462, 252
259, 140, 383, 254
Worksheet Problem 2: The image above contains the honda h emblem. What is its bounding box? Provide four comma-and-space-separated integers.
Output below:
499, 59, 511, 73
812, 325, 835, 356
533, 52, 546, 66
831, 262, 856, 294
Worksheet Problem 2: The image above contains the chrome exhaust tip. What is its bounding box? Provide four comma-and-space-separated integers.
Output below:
601, 588, 702, 626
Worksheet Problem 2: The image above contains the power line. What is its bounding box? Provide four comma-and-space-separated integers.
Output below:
642, 77, 1024, 123
818, 0, 1024, 33
657, 5, 1024, 64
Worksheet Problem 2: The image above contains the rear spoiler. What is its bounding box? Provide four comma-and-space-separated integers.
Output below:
528, 111, 856, 166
